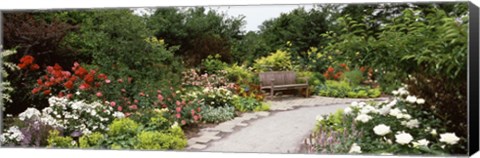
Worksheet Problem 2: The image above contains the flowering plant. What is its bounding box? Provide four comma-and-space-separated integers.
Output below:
305, 86, 466, 155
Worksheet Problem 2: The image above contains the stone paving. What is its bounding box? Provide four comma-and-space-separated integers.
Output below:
185, 96, 388, 151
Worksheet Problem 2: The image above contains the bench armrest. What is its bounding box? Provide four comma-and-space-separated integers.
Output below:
298, 77, 309, 85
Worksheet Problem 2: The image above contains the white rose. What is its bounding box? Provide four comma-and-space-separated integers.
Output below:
406, 96, 417, 103
373, 124, 391, 136
389, 108, 402, 117
355, 114, 372, 123
413, 139, 430, 148
344, 107, 352, 115
348, 143, 362, 154
416, 98, 425, 104
395, 131, 413, 145
439, 133, 460, 145
405, 119, 419, 128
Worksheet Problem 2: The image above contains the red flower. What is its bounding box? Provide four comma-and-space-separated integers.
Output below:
43, 89, 51, 95
74, 67, 88, 77
339, 63, 347, 68
19, 55, 34, 66
97, 73, 107, 80
117, 106, 123, 111
64, 81, 74, 89
58, 92, 65, 97
29, 64, 40, 71
79, 83, 90, 90
37, 79, 43, 85
67, 93, 73, 99
360, 66, 366, 72
32, 88, 41, 94
53, 63, 63, 71
327, 67, 335, 73
18, 63, 27, 69
96, 92, 103, 97
110, 102, 116, 107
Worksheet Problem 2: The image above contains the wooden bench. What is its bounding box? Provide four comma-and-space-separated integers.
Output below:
259, 71, 309, 98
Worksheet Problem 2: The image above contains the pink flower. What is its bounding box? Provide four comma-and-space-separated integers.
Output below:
134, 99, 139, 103
181, 120, 186, 125
193, 115, 199, 121
110, 101, 116, 107
117, 106, 123, 111
105, 79, 111, 84
125, 112, 131, 117
176, 113, 181, 118
129, 105, 138, 110
176, 101, 181, 106
176, 107, 182, 113
118, 79, 123, 83
96, 92, 103, 97
191, 109, 195, 115
157, 94, 164, 101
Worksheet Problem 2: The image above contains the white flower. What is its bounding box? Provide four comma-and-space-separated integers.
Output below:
406, 96, 417, 103
348, 143, 362, 154
350, 101, 359, 108
413, 139, 430, 147
344, 107, 352, 115
389, 108, 402, 117
405, 119, 419, 128
392, 90, 399, 95
112, 111, 125, 118
439, 133, 460, 145
171, 122, 179, 128
90, 110, 97, 116
401, 114, 412, 120
18, 108, 41, 121
430, 129, 437, 135
373, 124, 391, 136
416, 98, 425, 104
355, 114, 372, 123
75, 91, 81, 95
359, 102, 366, 107
316, 115, 324, 122
395, 131, 413, 145
378, 106, 391, 115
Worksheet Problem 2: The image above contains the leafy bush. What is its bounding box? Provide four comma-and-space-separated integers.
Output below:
201, 54, 228, 74
47, 130, 76, 148
253, 102, 270, 112
253, 50, 293, 72
134, 131, 187, 150
341, 69, 364, 86
232, 96, 266, 112
232, 83, 265, 101
224, 64, 255, 84
317, 80, 381, 98
200, 106, 235, 123
79, 132, 104, 149
1, 49, 19, 108
107, 118, 140, 138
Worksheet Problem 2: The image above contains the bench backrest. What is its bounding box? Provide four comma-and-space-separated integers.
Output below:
259, 71, 297, 86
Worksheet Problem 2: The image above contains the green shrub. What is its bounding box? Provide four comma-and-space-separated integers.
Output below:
341, 69, 364, 86
232, 96, 264, 112
253, 50, 293, 72
254, 102, 270, 112
134, 131, 187, 150
167, 125, 186, 139
316, 80, 381, 98
201, 54, 228, 74
47, 130, 76, 148
200, 106, 235, 123
79, 132, 105, 149
225, 64, 255, 83
108, 118, 140, 138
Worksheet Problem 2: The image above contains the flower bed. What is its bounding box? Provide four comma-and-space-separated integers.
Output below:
303, 87, 466, 155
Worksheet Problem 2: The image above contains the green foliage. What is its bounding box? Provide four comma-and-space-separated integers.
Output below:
1, 49, 19, 106
253, 50, 293, 72
147, 7, 245, 66
341, 69, 364, 86
201, 54, 228, 74
134, 131, 187, 150
317, 80, 381, 98
315, 109, 345, 132
47, 130, 75, 148
107, 118, 140, 138
253, 102, 270, 112
224, 64, 255, 84
232, 96, 264, 112
79, 132, 104, 149
200, 106, 235, 123
231, 31, 270, 66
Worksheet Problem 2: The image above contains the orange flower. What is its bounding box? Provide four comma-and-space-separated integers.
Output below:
43, 89, 51, 95
327, 67, 335, 73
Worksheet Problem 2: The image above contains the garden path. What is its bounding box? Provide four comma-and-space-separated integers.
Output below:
186, 96, 389, 153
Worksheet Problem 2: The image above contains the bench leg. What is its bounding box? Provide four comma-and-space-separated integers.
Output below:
270, 88, 274, 98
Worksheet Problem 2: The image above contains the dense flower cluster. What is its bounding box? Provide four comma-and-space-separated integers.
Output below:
17, 55, 39, 71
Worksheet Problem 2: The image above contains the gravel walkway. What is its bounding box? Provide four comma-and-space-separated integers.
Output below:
186, 96, 389, 153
